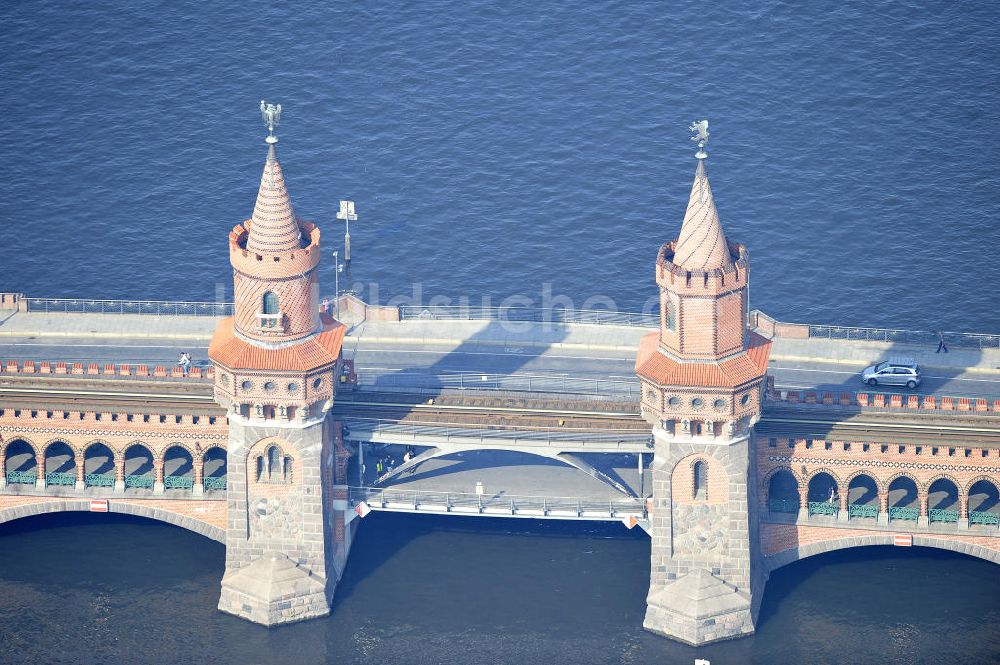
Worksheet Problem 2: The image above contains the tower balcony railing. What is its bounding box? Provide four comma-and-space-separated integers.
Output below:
255, 312, 287, 335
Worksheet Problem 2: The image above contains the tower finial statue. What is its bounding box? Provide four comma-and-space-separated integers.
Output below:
689, 119, 709, 159
260, 100, 282, 144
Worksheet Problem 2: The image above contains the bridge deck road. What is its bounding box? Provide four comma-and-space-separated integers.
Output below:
1, 312, 998, 399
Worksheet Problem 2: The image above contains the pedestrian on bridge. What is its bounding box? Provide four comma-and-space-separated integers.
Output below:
935, 330, 949, 354
178, 352, 191, 377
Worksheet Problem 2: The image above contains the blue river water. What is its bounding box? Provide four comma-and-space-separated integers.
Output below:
1, 1, 999, 663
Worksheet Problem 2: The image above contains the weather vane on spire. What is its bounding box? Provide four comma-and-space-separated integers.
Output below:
689, 119, 709, 159
260, 100, 282, 144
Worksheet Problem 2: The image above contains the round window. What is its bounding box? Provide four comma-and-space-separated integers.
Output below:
646, 389, 657, 401
313, 377, 323, 389
287, 382, 299, 393
668, 396, 681, 407
241, 380, 252, 390
264, 381, 276, 392
741, 393, 751, 406
714, 398, 726, 410
692, 397, 704, 408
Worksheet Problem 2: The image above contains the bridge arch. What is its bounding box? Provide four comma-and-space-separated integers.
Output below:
760, 465, 799, 494
882, 471, 922, 494
764, 534, 1000, 573
966, 477, 1000, 515
3, 439, 38, 480
845, 472, 879, 507
964, 475, 999, 496
43, 441, 76, 478
0, 435, 41, 456
926, 476, 960, 512
0, 499, 224, 543
885, 473, 920, 510
805, 469, 840, 503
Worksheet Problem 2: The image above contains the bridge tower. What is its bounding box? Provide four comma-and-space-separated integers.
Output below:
635, 123, 771, 645
208, 105, 349, 626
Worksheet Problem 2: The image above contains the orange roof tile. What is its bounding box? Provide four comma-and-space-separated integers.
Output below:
208, 315, 345, 372
635, 330, 771, 388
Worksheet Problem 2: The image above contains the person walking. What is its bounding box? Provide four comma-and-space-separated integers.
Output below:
935, 330, 948, 353
178, 352, 191, 377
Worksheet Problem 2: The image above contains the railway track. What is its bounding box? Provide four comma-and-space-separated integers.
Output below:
2, 382, 998, 445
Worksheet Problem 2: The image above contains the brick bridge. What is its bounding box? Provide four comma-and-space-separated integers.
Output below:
2, 118, 998, 644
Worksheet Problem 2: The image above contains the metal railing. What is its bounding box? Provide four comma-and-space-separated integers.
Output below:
970, 511, 1000, 525
848, 503, 878, 519
45, 472, 76, 486
85, 473, 115, 488
359, 371, 640, 399
808, 501, 838, 516
124, 474, 154, 489
888, 506, 919, 521
928, 508, 959, 523
5, 471, 37, 485
806, 324, 999, 350
350, 486, 645, 519
24, 298, 233, 317
346, 420, 651, 448
768, 498, 799, 514
399, 305, 658, 328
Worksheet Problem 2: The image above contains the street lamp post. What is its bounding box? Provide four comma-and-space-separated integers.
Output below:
332, 250, 343, 320
336, 200, 358, 262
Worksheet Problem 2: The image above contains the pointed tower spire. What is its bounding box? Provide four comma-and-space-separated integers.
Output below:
672, 121, 733, 271
246, 102, 302, 254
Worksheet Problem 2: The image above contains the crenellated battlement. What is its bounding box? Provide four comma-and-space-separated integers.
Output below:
656, 240, 748, 296
228, 219, 322, 279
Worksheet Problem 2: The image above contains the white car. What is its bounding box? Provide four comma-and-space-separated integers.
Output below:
861, 358, 921, 389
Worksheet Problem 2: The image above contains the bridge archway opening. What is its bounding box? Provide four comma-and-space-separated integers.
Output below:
848, 473, 879, 507
124, 444, 154, 490
44, 442, 76, 485
807, 472, 838, 503
203, 446, 227, 491
927, 478, 959, 512
968, 479, 999, 517
4, 439, 37, 483
888, 476, 919, 510
767, 469, 799, 512
163, 446, 193, 490
84, 443, 115, 475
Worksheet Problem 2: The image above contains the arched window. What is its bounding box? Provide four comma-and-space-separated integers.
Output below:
256, 456, 265, 482
262, 292, 279, 315
260, 292, 280, 329
693, 460, 707, 500
267, 445, 280, 479
665, 300, 676, 331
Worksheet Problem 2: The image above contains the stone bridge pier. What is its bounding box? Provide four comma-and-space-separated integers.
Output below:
635, 142, 771, 644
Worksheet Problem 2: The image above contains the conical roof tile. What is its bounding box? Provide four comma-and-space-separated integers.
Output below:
672, 160, 734, 270
246, 142, 302, 253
